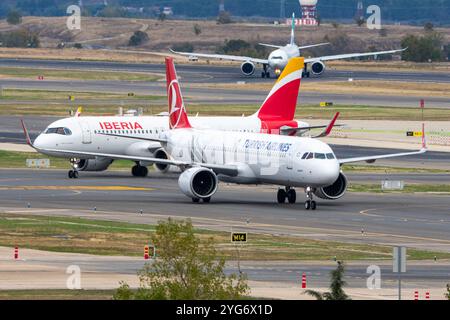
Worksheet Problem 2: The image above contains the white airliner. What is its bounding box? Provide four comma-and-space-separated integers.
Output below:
23, 58, 427, 210
24, 57, 331, 179
171, 13, 405, 78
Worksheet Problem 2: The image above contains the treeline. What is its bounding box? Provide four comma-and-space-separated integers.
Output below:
0, 29, 40, 48
1, 0, 450, 25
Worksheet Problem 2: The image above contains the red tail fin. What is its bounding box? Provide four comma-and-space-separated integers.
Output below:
256, 57, 304, 121
166, 57, 191, 129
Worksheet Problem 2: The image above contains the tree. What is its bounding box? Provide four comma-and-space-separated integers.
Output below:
355, 17, 365, 27
113, 218, 249, 300
401, 32, 444, 62
424, 22, 434, 32
445, 284, 450, 300
7, 10, 22, 25
158, 13, 167, 21
128, 31, 149, 46
217, 11, 232, 24
304, 261, 351, 300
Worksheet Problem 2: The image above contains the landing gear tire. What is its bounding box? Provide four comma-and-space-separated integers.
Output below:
305, 200, 311, 210
132, 165, 148, 177
304, 187, 317, 210
287, 189, 296, 204
277, 189, 287, 204
202, 197, 211, 203
192, 198, 200, 203
68, 170, 79, 179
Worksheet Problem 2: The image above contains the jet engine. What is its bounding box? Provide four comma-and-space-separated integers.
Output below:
74, 157, 113, 172
310, 61, 326, 75
314, 172, 347, 200
178, 167, 218, 200
240, 61, 255, 76
153, 148, 170, 172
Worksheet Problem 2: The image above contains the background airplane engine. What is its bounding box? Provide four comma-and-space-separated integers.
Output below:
74, 158, 113, 172
310, 61, 326, 75
240, 61, 255, 76
153, 148, 170, 172
314, 172, 348, 200
178, 167, 218, 199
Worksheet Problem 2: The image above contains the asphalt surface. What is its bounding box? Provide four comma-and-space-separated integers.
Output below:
1, 169, 449, 253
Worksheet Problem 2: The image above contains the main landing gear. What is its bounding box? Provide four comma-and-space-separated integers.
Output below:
132, 164, 148, 177
277, 187, 296, 204
304, 186, 317, 210
261, 65, 271, 78
192, 197, 211, 203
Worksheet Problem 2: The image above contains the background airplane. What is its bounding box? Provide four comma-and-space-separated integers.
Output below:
171, 13, 405, 78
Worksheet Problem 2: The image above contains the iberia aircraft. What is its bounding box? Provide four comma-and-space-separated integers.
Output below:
23, 58, 427, 210
25, 57, 330, 179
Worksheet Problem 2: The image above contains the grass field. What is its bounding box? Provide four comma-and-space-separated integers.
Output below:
349, 183, 450, 194
0, 150, 134, 170
1, 213, 448, 261
0, 289, 115, 300
0, 150, 447, 174
0, 67, 161, 82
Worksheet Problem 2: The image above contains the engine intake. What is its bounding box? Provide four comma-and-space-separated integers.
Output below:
153, 148, 169, 172
240, 61, 255, 76
74, 158, 113, 172
314, 172, 347, 200
178, 167, 218, 199
311, 61, 326, 75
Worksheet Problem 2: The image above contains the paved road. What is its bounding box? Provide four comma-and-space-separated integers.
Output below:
1, 169, 449, 253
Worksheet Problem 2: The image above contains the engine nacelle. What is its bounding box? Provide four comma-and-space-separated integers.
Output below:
240, 61, 255, 76
310, 61, 326, 75
178, 167, 218, 199
153, 148, 170, 172
74, 158, 113, 172
314, 172, 347, 200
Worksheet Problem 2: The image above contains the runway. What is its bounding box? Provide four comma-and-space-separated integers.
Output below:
1, 169, 449, 253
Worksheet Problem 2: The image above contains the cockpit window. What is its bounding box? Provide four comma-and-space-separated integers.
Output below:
314, 153, 326, 159
306, 153, 314, 159
326, 153, 335, 159
45, 127, 72, 135
301, 153, 309, 159
271, 56, 283, 60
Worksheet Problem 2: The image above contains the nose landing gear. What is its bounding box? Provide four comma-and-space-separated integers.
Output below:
261, 65, 271, 78
304, 187, 317, 210
68, 170, 79, 179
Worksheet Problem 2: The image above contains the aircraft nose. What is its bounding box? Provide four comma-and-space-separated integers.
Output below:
33, 134, 46, 150
320, 160, 340, 185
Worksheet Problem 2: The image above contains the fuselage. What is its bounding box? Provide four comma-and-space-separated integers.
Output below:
268, 44, 300, 75
34, 115, 308, 160
164, 128, 340, 188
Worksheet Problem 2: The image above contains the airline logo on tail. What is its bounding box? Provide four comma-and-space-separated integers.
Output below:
256, 57, 304, 121
166, 57, 191, 129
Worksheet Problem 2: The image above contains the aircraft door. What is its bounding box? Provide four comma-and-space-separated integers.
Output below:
80, 120, 92, 144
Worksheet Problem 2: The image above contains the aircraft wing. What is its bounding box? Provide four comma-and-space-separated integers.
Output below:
37, 147, 239, 176
338, 148, 426, 164
304, 48, 406, 63
169, 49, 268, 65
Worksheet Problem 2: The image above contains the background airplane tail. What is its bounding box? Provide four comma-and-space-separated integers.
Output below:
165, 57, 192, 129
290, 13, 296, 46
255, 57, 304, 121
